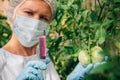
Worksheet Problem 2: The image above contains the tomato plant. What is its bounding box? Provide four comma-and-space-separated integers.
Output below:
91, 46, 105, 64
78, 46, 105, 65
48, 0, 120, 79
78, 50, 91, 66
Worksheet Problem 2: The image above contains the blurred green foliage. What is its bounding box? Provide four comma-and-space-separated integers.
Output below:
0, 14, 11, 47
0, 0, 120, 80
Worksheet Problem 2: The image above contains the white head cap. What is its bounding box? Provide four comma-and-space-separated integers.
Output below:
6, 0, 57, 22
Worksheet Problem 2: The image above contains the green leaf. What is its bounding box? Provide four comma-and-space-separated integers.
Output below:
61, 5, 68, 10
102, 0, 107, 3
114, 8, 120, 12
67, 0, 74, 7
102, 20, 113, 28
90, 23, 100, 28
95, 28, 106, 44
81, 10, 89, 22
64, 45, 74, 53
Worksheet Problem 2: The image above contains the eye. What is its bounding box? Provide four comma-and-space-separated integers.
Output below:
40, 16, 49, 22
24, 11, 33, 16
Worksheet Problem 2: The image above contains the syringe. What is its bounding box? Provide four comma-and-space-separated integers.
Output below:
39, 30, 47, 79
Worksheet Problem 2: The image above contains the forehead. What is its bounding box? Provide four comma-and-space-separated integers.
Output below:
18, 0, 52, 16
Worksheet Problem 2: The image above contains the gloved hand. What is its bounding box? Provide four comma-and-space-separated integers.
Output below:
67, 56, 108, 80
17, 58, 51, 80
93, 56, 108, 68
66, 63, 93, 80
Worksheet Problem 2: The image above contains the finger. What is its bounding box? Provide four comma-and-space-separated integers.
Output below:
83, 64, 93, 74
29, 68, 44, 80
76, 76, 84, 80
26, 67, 44, 80
104, 56, 108, 61
94, 61, 106, 68
17, 73, 36, 80
72, 63, 85, 73
17, 67, 37, 80
75, 64, 93, 80
26, 61, 47, 70
45, 57, 51, 64
94, 62, 101, 68
25, 73, 37, 80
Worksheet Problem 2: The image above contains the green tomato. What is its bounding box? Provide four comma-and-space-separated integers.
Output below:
78, 50, 91, 66
91, 46, 105, 64
115, 41, 120, 50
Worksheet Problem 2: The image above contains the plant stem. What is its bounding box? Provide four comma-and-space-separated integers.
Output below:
97, 0, 102, 8
98, 3, 105, 21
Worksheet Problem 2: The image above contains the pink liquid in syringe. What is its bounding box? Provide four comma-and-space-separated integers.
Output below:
39, 36, 46, 59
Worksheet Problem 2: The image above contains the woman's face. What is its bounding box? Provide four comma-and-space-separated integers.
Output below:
15, 0, 52, 23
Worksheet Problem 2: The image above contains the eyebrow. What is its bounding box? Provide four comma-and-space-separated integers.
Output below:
22, 8, 37, 12
22, 8, 50, 16
22, 8, 51, 20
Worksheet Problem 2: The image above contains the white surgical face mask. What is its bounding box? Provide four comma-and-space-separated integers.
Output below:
13, 15, 50, 47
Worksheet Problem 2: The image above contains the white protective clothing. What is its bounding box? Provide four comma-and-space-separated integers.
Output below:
0, 48, 60, 80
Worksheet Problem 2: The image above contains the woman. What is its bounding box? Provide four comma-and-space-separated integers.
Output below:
0, 0, 61, 80
0, 0, 95, 80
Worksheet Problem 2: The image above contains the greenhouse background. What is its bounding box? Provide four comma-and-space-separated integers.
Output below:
0, 0, 120, 80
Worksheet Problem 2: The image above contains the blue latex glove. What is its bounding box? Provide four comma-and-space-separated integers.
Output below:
67, 56, 108, 80
17, 58, 51, 80
93, 56, 108, 68
67, 63, 93, 80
